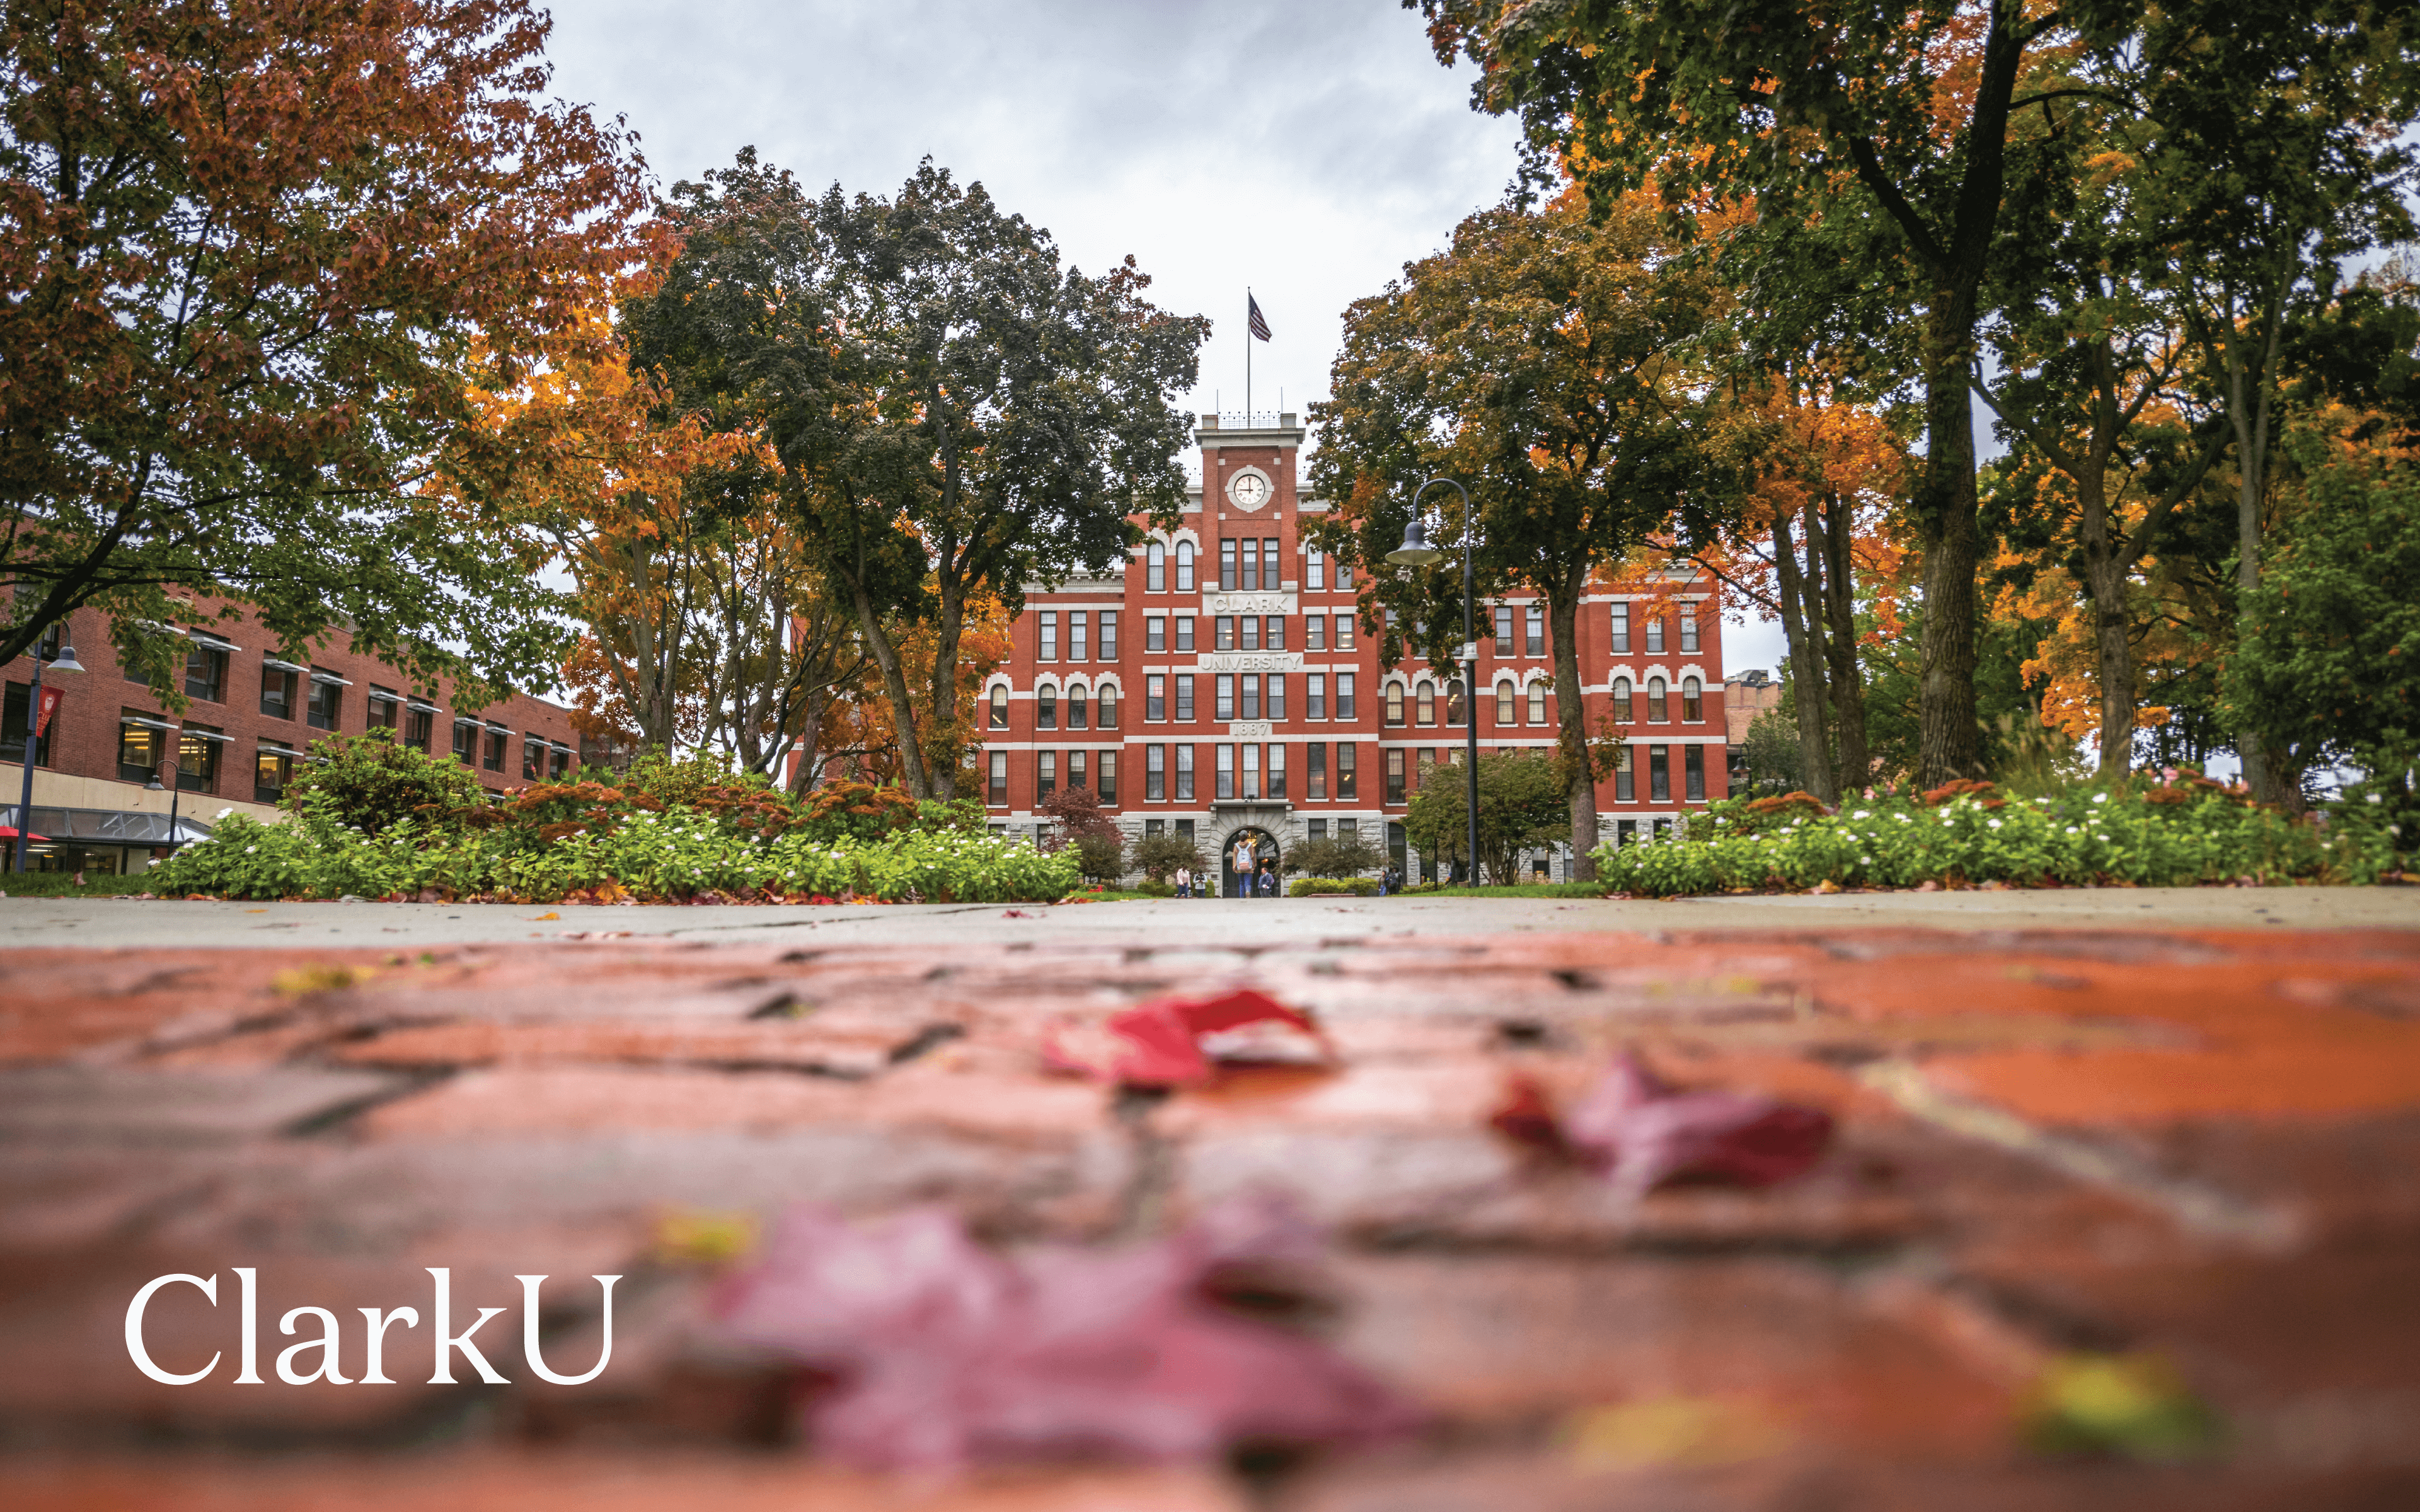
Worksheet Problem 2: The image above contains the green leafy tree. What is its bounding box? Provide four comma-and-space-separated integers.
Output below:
1402, 750, 1573, 885
626, 152, 1208, 801
0, 0, 650, 695
1132, 831, 1202, 883
1308, 191, 1717, 877
1293, 830, 1385, 879
284, 731, 489, 837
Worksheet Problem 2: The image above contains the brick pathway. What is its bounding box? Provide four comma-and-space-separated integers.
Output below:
4, 923, 2419, 1508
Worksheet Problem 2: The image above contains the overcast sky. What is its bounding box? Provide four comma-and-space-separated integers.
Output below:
541, 0, 1788, 675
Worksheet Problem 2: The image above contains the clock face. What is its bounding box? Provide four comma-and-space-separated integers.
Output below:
1227, 470, 1272, 511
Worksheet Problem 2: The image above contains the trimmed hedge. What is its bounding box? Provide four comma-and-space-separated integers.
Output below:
1289, 878, 1383, 896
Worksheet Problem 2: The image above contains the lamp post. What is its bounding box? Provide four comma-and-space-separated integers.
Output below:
12, 632, 85, 873
145, 752, 183, 862
1386, 478, 1481, 888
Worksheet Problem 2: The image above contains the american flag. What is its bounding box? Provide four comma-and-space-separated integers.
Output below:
1247, 293, 1271, 342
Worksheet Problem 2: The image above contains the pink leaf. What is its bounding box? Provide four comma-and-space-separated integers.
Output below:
1491, 1053, 1833, 1196
1042, 988, 1331, 1087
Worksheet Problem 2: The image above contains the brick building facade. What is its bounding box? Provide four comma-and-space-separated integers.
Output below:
974, 415, 1727, 890
3, 600, 581, 874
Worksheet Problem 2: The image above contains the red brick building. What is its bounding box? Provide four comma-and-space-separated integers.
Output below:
3, 600, 580, 874
975, 415, 1726, 889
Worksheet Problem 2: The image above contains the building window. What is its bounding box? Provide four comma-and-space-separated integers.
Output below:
1099, 612, 1118, 660
306, 671, 343, 731
367, 687, 400, 730
1308, 742, 1327, 799
117, 713, 162, 782
177, 724, 223, 793
989, 751, 1008, 806
1307, 673, 1326, 721
1337, 673, 1356, 721
1146, 616, 1165, 653
1069, 612, 1088, 662
1611, 604, 1631, 653
260, 665, 297, 719
1175, 616, 1195, 652
1415, 748, 1434, 794
1175, 743, 1195, 801
1495, 680, 1515, 726
1068, 682, 1088, 730
1529, 683, 1548, 725
1037, 687, 1057, 729
1385, 681, 1405, 726
1645, 612, 1665, 654
1650, 744, 1671, 803
1308, 549, 1325, 590
525, 736, 544, 781
255, 746, 293, 803
1446, 678, 1466, 727
1335, 557, 1352, 589
1175, 675, 1195, 721
1147, 675, 1165, 721
1416, 680, 1436, 726
1240, 674, 1260, 721
1214, 615, 1235, 651
1217, 743, 1236, 799
1267, 674, 1286, 722
483, 727, 507, 772
405, 705, 434, 752
1216, 673, 1235, 721
452, 718, 479, 764
1685, 743, 1706, 801
1494, 605, 1513, 649
1337, 742, 1357, 799
1037, 750, 1057, 804
1265, 615, 1285, 651
1147, 542, 1166, 593
1039, 612, 1057, 661
1219, 539, 1237, 590
1526, 605, 1545, 657
1241, 537, 1259, 591
1306, 615, 1325, 651
551, 745, 570, 779
184, 644, 227, 702
1240, 615, 1260, 651
1615, 743, 1634, 803
1176, 540, 1195, 592
1680, 607, 1699, 653
1334, 614, 1354, 651
1098, 685, 1118, 728
1385, 748, 1406, 804
1098, 750, 1117, 805
1068, 750, 1088, 796
1682, 675, 1703, 722
990, 684, 1009, 728
1146, 744, 1166, 801
1175, 816, 1196, 844
4, 684, 54, 767
1267, 743, 1286, 799
1241, 742, 1259, 799
1648, 676, 1668, 723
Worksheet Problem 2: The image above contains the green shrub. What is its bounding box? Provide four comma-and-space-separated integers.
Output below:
1592, 779, 2394, 897
285, 730, 487, 835
1289, 876, 1381, 896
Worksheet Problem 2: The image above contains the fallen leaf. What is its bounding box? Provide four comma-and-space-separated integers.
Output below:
1042, 988, 1332, 1087
711, 1200, 1419, 1470
655, 1210, 761, 1266
2022, 1353, 2222, 1460
527, 911, 560, 921
1489, 1053, 1833, 1196
1564, 1395, 1792, 1469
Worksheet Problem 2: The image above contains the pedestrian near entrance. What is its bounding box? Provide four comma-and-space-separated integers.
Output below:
1174, 865, 1191, 898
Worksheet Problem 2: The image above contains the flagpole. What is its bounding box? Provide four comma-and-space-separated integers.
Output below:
1245, 289, 1252, 422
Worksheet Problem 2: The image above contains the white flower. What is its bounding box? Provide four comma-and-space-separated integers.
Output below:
1988, 819, 2003, 830
245, 845, 257, 854
216, 808, 233, 818
1853, 810, 1870, 819
2093, 793, 2109, 804
2368, 793, 2384, 805
1859, 855, 1872, 866
2065, 826, 2080, 835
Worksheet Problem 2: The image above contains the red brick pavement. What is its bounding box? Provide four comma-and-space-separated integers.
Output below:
3, 926, 2419, 1508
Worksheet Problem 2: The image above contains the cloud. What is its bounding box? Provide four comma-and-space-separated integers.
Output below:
541, 0, 1523, 432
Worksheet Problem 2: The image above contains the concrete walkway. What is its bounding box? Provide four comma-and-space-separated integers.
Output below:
4, 895, 2419, 1508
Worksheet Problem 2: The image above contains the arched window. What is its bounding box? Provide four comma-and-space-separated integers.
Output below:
1385, 681, 1406, 726
1681, 675, 1702, 723
1146, 541, 1165, 593
1037, 686, 1057, 730
1495, 680, 1516, 726
1446, 679, 1466, 727
1175, 540, 1196, 592
1068, 682, 1089, 730
1528, 683, 1547, 725
1097, 684, 1118, 728
1647, 675, 1668, 723
1416, 679, 1436, 726
1612, 677, 1632, 723
989, 684, 1008, 729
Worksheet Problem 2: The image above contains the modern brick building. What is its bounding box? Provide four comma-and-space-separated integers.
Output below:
976, 414, 1727, 891
3, 599, 581, 874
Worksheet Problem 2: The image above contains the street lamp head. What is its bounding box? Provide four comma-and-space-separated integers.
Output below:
1386, 518, 1445, 568
145, 776, 165, 792
45, 641, 84, 675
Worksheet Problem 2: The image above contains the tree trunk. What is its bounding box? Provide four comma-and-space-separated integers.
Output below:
2223, 270, 2291, 802
1772, 510, 1839, 802
925, 570, 966, 803
1914, 285, 1985, 785
2076, 459, 2136, 777
1548, 566, 1599, 880
1812, 491, 1870, 790
844, 575, 933, 800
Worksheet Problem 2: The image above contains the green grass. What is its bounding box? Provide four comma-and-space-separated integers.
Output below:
1395, 881, 1610, 899
0, 870, 166, 897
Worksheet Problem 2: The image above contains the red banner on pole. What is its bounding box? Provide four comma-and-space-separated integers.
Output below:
34, 684, 62, 738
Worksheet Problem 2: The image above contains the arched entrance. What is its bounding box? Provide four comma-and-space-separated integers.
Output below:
1219, 827, 1281, 898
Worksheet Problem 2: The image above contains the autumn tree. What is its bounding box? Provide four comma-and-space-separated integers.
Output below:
1309, 190, 1717, 876
625, 152, 1207, 801
1403, 750, 1571, 886
0, 0, 650, 696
